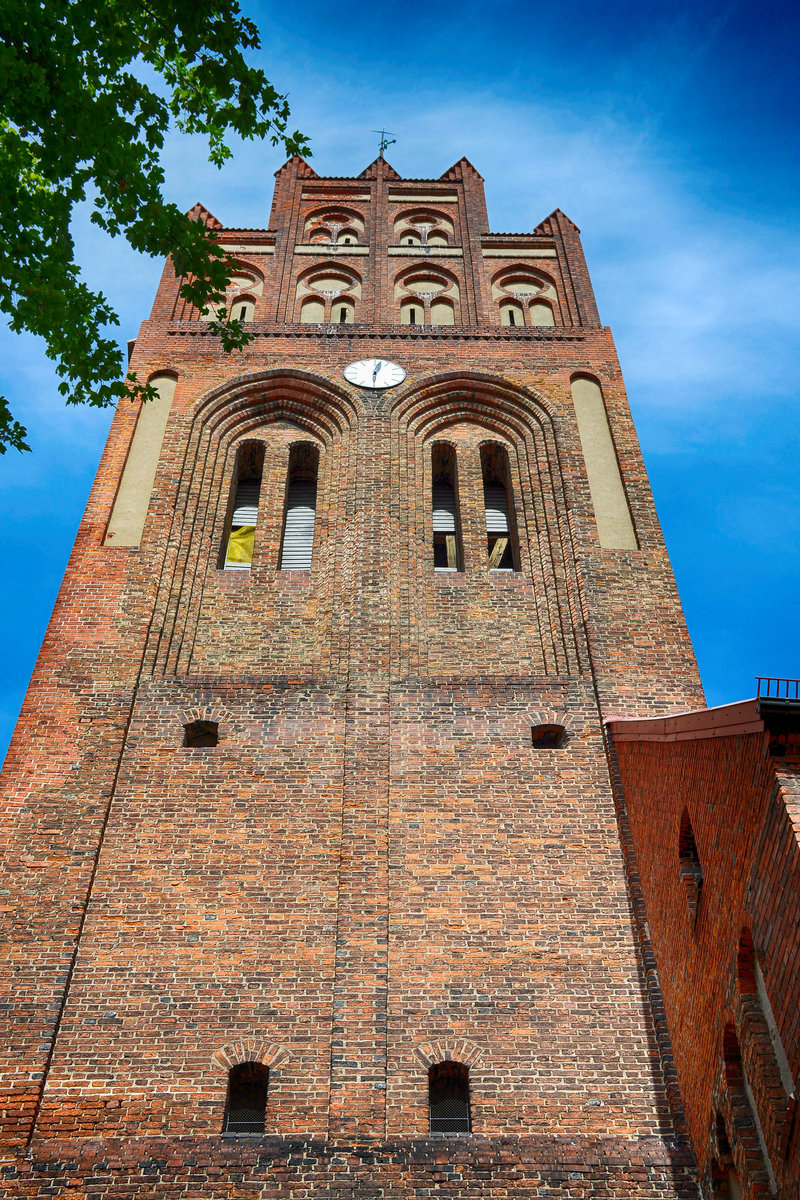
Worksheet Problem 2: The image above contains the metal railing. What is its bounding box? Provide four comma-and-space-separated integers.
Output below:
756, 677, 800, 700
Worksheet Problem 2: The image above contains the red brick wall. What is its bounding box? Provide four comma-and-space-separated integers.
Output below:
613, 733, 800, 1197
0, 156, 705, 1196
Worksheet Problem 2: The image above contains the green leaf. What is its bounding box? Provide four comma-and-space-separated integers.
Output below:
0, 0, 311, 454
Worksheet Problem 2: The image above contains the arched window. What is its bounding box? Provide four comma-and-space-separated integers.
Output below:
183, 720, 218, 748
332, 298, 354, 324
531, 723, 565, 748
401, 300, 423, 325
300, 297, 324, 323
224, 442, 264, 570
430, 299, 455, 326
678, 809, 703, 924
500, 301, 524, 327
722, 1022, 778, 1193
529, 300, 555, 326
481, 444, 517, 570
232, 298, 255, 322
431, 443, 462, 572
737, 928, 796, 1098
222, 1062, 269, 1135
279, 443, 319, 570
429, 1061, 471, 1133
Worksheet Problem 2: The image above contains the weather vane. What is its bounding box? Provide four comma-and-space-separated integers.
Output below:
372, 128, 397, 158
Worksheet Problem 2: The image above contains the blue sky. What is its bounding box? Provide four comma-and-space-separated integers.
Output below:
1, 0, 799, 759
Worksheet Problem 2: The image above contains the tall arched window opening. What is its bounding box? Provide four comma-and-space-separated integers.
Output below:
429, 1061, 471, 1133
222, 1062, 269, 1135
431, 443, 462, 572
279, 443, 319, 570
224, 442, 264, 570
678, 808, 703, 924
481, 444, 517, 570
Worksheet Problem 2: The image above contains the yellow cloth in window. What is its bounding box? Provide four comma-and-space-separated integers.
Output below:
226, 524, 255, 565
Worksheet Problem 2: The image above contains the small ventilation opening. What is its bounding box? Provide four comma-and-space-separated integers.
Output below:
429, 1061, 470, 1134
222, 1061, 268, 1136
184, 720, 218, 748
531, 723, 565, 748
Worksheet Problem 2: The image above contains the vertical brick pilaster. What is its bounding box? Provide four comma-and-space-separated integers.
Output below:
328, 684, 390, 1136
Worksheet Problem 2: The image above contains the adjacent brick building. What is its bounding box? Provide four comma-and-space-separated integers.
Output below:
1, 152, 792, 1198
608, 689, 800, 1198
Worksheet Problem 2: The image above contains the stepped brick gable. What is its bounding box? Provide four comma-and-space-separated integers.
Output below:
2, 153, 794, 1199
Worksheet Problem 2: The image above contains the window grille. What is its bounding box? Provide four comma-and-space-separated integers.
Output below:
222, 1062, 268, 1135
429, 1062, 470, 1133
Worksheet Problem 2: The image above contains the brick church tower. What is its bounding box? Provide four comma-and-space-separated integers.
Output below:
1, 155, 709, 1197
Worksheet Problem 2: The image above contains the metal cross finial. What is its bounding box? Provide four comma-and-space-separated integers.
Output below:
372, 128, 397, 158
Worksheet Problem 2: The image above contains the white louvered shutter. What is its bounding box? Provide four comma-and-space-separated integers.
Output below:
484, 484, 510, 533
432, 483, 457, 533
280, 482, 317, 569
231, 480, 260, 527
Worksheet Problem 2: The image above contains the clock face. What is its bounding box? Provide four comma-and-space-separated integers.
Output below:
343, 358, 406, 390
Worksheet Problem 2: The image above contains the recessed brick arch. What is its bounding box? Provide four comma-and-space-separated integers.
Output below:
386, 371, 586, 679
142, 369, 360, 677
413, 1040, 485, 1070
179, 702, 233, 746
211, 1039, 292, 1073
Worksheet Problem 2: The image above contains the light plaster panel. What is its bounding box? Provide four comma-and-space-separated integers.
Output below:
570, 376, 637, 550
104, 374, 177, 547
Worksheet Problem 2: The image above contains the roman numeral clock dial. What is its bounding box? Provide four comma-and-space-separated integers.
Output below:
343, 358, 406, 389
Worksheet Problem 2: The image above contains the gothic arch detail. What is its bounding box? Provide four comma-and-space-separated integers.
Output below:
387, 372, 586, 678
141, 369, 359, 678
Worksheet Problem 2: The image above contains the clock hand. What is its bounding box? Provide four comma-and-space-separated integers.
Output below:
372, 360, 382, 383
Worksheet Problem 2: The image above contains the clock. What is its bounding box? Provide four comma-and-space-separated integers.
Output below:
343, 358, 406, 389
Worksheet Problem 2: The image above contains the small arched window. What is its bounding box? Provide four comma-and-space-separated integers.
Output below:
401, 300, 422, 325
500, 301, 523, 327
529, 300, 555, 326
481, 444, 517, 570
531, 723, 565, 748
232, 298, 255, 322
332, 299, 354, 324
430, 300, 454, 326
737, 928, 796, 1097
431, 443, 462, 572
300, 296, 325, 323
279, 443, 319, 570
678, 809, 703, 924
222, 1062, 268, 1135
224, 442, 264, 570
429, 1061, 471, 1133
183, 720, 218, 748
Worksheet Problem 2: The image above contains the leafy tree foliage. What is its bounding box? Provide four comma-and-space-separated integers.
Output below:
0, 0, 309, 452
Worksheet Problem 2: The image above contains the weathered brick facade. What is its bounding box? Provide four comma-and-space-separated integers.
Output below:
1, 155, 708, 1197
